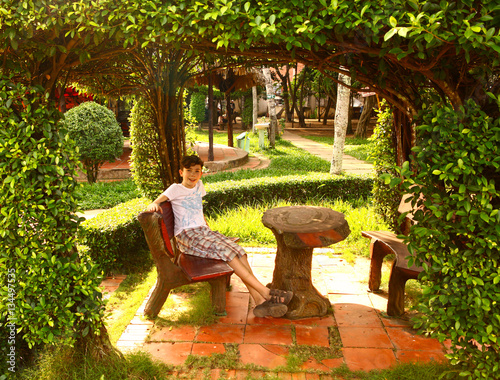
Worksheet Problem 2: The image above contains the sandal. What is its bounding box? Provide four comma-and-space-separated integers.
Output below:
253, 301, 288, 318
269, 289, 294, 305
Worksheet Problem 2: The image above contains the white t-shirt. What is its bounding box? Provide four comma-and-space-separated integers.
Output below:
162, 181, 207, 236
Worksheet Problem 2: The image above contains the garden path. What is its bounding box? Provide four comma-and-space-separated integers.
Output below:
105, 250, 449, 378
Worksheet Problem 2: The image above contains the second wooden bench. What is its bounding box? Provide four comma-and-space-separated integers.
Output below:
362, 196, 424, 316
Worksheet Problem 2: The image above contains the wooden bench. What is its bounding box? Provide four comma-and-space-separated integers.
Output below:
137, 201, 233, 318
361, 196, 424, 316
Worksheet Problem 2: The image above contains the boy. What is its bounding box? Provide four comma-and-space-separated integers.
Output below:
147, 155, 293, 318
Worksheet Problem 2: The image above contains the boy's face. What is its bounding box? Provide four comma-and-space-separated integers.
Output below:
180, 164, 203, 189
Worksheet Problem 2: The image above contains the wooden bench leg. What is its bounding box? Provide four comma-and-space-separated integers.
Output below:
144, 256, 190, 318
368, 240, 390, 291
209, 276, 229, 316
387, 266, 419, 317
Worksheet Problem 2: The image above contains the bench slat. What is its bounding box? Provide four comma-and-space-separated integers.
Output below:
179, 253, 234, 281
361, 230, 423, 273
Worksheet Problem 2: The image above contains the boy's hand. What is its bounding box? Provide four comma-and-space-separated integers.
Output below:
147, 202, 162, 213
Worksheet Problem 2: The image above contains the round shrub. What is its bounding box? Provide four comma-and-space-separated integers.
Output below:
64, 101, 124, 183
189, 92, 206, 124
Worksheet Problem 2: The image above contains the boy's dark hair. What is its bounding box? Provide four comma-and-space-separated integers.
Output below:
181, 155, 204, 169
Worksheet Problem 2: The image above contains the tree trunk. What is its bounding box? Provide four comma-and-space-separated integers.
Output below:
208, 71, 214, 161
226, 92, 234, 147
323, 96, 333, 125
355, 95, 376, 138
275, 64, 293, 122
330, 72, 351, 174
252, 85, 258, 133
262, 67, 277, 148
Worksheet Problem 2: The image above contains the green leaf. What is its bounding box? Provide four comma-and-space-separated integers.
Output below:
389, 16, 397, 28
244, 2, 250, 12
384, 28, 397, 41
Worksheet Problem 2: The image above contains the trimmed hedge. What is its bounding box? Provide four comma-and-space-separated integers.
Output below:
78, 174, 374, 274
78, 197, 151, 275
204, 173, 374, 215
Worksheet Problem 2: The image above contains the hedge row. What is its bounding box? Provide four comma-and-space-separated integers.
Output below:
204, 173, 374, 215
78, 174, 374, 274
78, 197, 151, 275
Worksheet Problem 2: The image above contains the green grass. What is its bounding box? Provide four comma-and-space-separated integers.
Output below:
301, 134, 375, 162
75, 178, 140, 211
105, 266, 158, 344
207, 198, 389, 259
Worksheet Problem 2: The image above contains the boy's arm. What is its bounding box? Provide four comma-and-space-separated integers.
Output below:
147, 194, 169, 213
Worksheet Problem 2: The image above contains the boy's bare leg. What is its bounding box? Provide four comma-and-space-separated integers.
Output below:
228, 256, 270, 305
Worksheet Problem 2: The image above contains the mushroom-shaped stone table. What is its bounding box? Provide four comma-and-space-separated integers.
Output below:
262, 206, 351, 319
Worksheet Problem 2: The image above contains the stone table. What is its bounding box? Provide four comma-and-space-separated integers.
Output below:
262, 206, 351, 319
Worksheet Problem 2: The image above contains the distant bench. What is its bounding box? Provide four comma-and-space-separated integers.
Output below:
138, 202, 233, 318
361, 195, 424, 316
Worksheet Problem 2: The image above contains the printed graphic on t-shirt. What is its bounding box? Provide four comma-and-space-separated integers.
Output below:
179, 190, 203, 229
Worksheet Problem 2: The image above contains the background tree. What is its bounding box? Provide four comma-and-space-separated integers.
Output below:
330, 70, 351, 174
355, 95, 376, 138
64, 101, 124, 183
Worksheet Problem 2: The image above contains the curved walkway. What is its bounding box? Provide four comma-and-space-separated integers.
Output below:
282, 130, 374, 175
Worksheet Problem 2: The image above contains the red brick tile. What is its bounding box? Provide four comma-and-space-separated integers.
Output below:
338, 326, 393, 348
239, 344, 287, 369
396, 350, 447, 364
121, 324, 152, 339
329, 294, 374, 308
149, 325, 196, 342
291, 315, 336, 327
191, 343, 226, 356
305, 373, 321, 380
295, 325, 330, 347
291, 372, 307, 380
264, 344, 290, 356
229, 275, 248, 293
251, 254, 276, 267
247, 310, 293, 325
321, 357, 344, 369
326, 273, 366, 295
218, 292, 249, 324
333, 303, 382, 328
142, 342, 192, 365
244, 324, 293, 345
196, 324, 244, 344
300, 357, 330, 371
386, 327, 444, 351
275, 371, 292, 379
367, 292, 390, 312
343, 347, 396, 372
379, 315, 413, 328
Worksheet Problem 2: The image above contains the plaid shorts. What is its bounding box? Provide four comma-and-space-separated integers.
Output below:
176, 226, 245, 262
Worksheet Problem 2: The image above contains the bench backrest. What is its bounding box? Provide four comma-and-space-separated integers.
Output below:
158, 201, 176, 259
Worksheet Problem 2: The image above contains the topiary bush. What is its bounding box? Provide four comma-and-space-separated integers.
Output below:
64, 101, 124, 183
129, 97, 164, 200
189, 91, 206, 124
370, 101, 403, 233
0, 78, 106, 365
78, 197, 152, 275
400, 99, 500, 379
